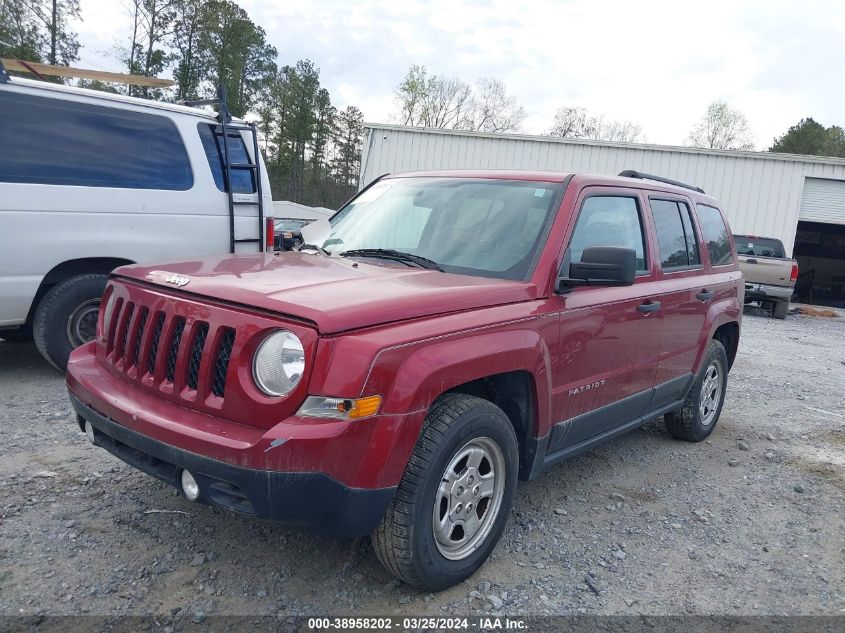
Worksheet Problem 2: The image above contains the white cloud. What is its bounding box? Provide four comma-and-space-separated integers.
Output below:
73, 0, 845, 148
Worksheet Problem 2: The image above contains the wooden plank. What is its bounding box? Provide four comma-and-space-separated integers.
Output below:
1, 59, 175, 87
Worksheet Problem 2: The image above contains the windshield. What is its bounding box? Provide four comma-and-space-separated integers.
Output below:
322, 178, 562, 281
733, 235, 786, 258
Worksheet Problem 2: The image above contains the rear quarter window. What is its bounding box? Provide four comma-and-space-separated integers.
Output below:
197, 123, 256, 194
696, 204, 734, 266
0, 91, 193, 190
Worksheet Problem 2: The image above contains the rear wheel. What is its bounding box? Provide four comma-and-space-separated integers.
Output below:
664, 339, 728, 442
772, 300, 788, 320
33, 274, 108, 371
372, 393, 518, 591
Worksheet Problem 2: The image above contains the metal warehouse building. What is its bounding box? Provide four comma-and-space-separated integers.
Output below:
360, 125, 845, 307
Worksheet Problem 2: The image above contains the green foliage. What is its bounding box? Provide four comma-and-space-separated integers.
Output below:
0, 0, 80, 77
195, 0, 276, 117
769, 118, 845, 158
172, 0, 203, 101
76, 78, 120, 93
259, 60, 360, 207
333, 106, 364, 189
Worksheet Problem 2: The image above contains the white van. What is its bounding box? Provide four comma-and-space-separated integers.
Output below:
0, 71, 273, 370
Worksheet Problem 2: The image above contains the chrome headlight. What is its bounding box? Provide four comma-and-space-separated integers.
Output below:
252, 329, 305, 396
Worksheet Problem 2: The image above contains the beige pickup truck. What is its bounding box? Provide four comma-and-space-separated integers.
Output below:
735, 234, 798, 319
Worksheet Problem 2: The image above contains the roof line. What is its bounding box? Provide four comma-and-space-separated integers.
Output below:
363, 122, 845, 167
1, 75, 241, 122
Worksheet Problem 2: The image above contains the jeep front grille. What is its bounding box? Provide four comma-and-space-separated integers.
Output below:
147, 312, 165, 375
212, 328, 235, 398
186, 323, 208, 390
165, 318, 186, 383
105, 301, 235, 399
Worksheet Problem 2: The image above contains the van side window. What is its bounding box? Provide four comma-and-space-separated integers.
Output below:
649, 199, 702, 270
0, 91, 193, 190
696, 204, 733, 266
197, 124, 256, 194
569, 196, 648, 273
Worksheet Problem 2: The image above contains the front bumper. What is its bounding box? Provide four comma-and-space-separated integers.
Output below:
70, 393, 395, 537
744, 282, 794, 302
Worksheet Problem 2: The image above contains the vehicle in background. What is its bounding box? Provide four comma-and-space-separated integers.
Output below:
734, 234, 798, 319
272, 201, 334, 250
0, 70, 273, 369
67, 169, 742, 590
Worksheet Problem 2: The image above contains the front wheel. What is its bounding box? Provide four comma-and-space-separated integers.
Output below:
371, 393, 518, 591
33, 274, 108, 371
664, 339, 728, 442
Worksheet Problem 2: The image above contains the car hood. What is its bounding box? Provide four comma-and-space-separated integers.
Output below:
114, 252, 539, 333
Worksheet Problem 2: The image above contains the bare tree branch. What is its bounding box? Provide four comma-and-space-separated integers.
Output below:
393, 66, 525, 133
548, 106, 643, 143
686, 101, 755, 150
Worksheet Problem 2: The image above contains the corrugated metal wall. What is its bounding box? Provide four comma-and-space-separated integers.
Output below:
361, 125, 845, 256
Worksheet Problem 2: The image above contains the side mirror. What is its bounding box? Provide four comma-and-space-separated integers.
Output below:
557, 246, 636, 292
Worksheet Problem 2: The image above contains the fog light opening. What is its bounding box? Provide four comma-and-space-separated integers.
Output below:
84, 420, 95, 445
181, 469, 200, 501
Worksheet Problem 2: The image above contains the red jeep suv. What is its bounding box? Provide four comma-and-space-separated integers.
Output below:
67, 170, 742, 590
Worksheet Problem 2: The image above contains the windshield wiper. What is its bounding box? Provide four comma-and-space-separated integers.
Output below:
340, 248, 444, 272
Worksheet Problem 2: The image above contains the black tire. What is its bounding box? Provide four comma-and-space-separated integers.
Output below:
772, 300, 788, 320
0, 325, 33, 343
372, 393, 518, 591
664, 339, 729, 442
33, 274, 108, 371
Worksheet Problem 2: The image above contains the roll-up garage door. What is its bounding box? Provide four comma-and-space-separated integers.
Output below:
799, 177, 845, 224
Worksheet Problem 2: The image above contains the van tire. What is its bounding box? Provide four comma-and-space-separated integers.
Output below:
371, 393, 518, 591
33, 274, 108, 372
664, 339, 728, 442
772, 301, 788, 320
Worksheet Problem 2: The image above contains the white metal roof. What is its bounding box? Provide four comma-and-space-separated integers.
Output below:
364, 123, 845, 168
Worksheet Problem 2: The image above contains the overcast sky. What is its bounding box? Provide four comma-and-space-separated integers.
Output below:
73, 0, 845, 148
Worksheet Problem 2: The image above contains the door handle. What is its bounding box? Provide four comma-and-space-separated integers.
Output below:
696, 290, 714, 302
637, 300, 661, 313
746, 258, 758, 264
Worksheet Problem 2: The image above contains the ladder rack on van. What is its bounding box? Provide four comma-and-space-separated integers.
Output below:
182, 86, 267, 254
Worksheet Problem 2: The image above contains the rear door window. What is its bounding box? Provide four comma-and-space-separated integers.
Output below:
568, 195, 648, 273
696, 204, 734, 266
649, 199, 702, 270
197, 123, 256, 194
0, 91, 193, 190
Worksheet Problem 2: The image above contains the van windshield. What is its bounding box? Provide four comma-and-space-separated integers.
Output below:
733, 235, 786, 258
322, 178, 561, 281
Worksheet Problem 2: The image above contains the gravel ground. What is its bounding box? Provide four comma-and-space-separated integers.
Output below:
1, 308, 843, 619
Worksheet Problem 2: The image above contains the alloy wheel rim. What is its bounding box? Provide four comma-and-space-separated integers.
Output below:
699, 360, 723, 427
432, 436, 506, 561
66, 299, 100, 348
